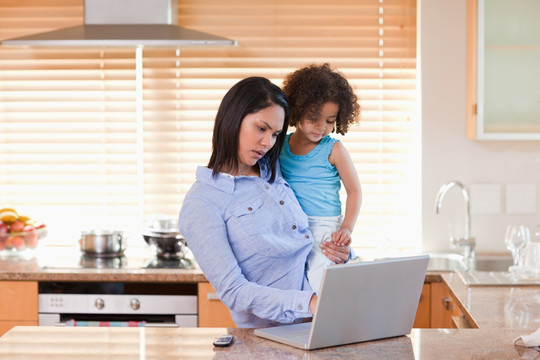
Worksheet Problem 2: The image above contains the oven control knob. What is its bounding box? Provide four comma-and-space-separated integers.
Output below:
94, 298, 105, 310
130, 298, 140, 311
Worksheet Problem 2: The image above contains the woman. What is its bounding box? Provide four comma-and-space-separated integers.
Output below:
178, 77, 350, 328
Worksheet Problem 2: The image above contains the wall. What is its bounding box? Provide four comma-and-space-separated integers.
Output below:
421, 0, 540, 254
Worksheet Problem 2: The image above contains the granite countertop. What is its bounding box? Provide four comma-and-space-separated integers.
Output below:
0, 320, 539, 359
0, 246, 207, 283
2, 249, 540, 358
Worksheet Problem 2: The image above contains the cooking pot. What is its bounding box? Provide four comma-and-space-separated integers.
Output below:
79, 230, 126, 257
143, 232, 186, 260
143, 215, 187, 259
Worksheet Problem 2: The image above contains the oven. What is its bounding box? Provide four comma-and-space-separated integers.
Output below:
38, 282, 198, 327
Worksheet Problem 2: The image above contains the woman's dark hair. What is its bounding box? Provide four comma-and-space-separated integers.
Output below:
208, 76, 289, 183
283, 63, 360, 135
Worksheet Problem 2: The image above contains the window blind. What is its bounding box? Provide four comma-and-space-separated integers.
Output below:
0, 0, 419, 249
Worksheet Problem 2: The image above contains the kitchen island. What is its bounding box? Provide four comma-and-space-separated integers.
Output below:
0, 315, 538, 359
1, 249, 540, 358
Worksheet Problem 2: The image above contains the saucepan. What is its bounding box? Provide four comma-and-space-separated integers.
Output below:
143, 215, 186, 259
143, 232, 186, 260
79, 229, 126, 257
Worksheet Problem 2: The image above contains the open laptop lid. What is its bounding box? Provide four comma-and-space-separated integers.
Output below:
306, 254, 429, 349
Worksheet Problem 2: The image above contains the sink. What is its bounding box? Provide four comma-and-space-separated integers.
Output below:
473, 255, 513, 272
425, 253, 513, 272
359, 252, 513, 273
427, 253, 539, 286
426, 253, 467, 272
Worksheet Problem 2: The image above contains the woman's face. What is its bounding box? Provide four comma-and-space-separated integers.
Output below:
237, 104, 285, 174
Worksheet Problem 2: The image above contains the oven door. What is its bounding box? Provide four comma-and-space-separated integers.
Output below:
38, 294, 198, 327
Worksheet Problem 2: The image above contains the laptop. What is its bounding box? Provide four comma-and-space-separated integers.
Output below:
254, 254, 429, 350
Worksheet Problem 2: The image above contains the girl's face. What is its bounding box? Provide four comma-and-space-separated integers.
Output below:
237, 104, 285, 174
296, 102, 339, 143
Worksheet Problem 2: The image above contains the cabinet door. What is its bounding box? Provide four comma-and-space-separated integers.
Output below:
413, 283, 431, 328
0, 281, 38, 336
430, 282, 462, 328
466, 0, 540, 140
197, 282, 236, 328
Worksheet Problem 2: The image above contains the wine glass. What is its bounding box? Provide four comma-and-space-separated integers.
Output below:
505, 225, 531, 266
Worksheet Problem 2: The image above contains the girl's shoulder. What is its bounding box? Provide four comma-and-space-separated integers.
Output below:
317, 135, 338, 160
321, 135, 339, 146
320, 135, 340, 153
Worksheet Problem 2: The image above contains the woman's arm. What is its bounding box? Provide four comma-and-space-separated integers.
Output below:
179, 196, 314, 324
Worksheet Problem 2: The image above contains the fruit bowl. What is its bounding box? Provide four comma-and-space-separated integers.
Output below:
0, 225, 47, 254
0, 207, 48, 255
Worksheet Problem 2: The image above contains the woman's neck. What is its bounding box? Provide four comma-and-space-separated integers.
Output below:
224, 163, 260, 177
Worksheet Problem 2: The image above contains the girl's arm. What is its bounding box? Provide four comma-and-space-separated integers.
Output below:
329, 141, 362, 245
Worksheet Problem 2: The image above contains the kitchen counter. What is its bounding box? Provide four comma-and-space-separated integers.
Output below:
2, 250, 540, 358
0, 247, 207, 283
0, 320, 539, 359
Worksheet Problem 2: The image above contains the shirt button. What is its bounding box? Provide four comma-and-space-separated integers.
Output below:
248, 207, 253, 211
279, 200, 284, 205
292, 225, 297, 230
264, 185, 269, 189
305, 235, 309, 239
297, 304, 303, 310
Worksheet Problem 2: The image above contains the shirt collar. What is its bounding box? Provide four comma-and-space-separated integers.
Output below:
196, 158, 271, 194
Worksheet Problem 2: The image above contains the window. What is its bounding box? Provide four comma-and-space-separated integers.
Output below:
0, 0, 419, 249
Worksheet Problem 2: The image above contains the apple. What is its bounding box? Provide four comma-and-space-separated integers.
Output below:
11, 236, 25, 250
4, 236, 13, 250
10, 220, 25, 233
0, 220, 7, 241
23, 225, 38, 248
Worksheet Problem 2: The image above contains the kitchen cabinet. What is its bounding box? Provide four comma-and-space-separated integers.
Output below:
198, 281, 437, 329
413, 280, 474, 329
0, 281, 38, 336
430, 281, 473, 329
197, 282, 236, 328
466, 0, 540, 140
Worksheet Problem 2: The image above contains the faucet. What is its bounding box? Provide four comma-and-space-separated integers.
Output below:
435, 181, 475, 265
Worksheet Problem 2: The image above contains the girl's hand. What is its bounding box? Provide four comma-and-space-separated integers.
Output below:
320, 240, 350, 264
331, 227, 352, 246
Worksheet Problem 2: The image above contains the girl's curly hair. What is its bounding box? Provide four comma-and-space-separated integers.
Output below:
282, 63, 360, 135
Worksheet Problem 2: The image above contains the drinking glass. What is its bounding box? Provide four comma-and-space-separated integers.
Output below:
505, 225, 531, 266
521, 242, 540, 269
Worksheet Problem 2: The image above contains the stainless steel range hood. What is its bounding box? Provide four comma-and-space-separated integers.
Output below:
0, 0, 237, 47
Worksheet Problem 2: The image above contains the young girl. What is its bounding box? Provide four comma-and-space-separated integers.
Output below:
280, 63, 362, 294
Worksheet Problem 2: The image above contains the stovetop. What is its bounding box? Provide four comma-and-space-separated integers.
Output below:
38, 247, 195, 270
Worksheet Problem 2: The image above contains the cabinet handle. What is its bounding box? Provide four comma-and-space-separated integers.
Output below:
207, 292, 221, 301
442, 297, 454, 311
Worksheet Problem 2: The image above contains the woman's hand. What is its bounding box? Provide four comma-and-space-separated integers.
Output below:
309, 294, 318, 315
320, 240, 350, 264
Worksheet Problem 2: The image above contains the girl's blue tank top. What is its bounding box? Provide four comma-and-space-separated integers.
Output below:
279, 134, 342, 216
